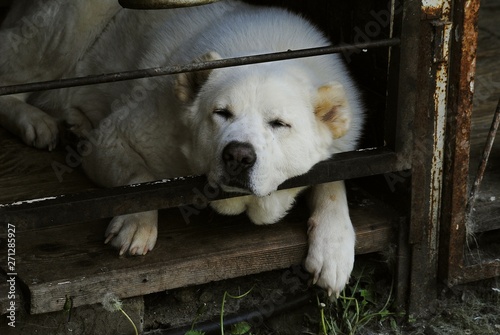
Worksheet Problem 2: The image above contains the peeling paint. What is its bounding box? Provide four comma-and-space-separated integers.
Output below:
57, 281, 71, 285
1, 196, 64, 208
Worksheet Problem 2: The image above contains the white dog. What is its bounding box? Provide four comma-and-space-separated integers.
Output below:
0, 0, 363, 296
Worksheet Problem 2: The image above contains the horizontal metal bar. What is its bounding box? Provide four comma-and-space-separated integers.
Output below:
0, 38, 400, 96
0, 147, 406, 229
119, 0, 221, 10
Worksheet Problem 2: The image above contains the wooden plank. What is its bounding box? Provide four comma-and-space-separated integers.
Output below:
0, 127, 97, 204
0, 187, 397, 314
0, 147, 405, 230
471, 200, 500, 232
0, 122, 408, 232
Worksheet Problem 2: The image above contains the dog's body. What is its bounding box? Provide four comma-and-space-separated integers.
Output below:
0, 0, 363, 295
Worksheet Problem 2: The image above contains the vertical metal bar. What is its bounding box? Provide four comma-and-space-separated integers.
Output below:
438, 0, 480, 286
386, 0, 417, 162
395, 217, 411, 310
407, 0, 452, 316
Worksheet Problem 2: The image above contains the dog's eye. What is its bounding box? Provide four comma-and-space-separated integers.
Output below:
269, 119, 290, 129
213, 108, 233, 120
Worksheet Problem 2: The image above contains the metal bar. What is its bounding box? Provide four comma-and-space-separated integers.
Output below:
119, 0, 221, 10
438, 0, 480, 286
0, 148, 404, 229
466, 98, 500, 215
395, 217, 411, 310
0, 39, 399, 96
408, 0, 452, 316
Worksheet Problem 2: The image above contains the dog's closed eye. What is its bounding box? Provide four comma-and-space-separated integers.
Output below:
269, 119, 291, 129
213, 108, 233, 120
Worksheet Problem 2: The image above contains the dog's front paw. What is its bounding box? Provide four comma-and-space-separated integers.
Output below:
105, 210, 158, 256
304, 217, 355, 298
20, 113, 59, 150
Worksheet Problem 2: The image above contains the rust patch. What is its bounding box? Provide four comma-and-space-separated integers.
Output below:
421, 6, 442, 20
439, 0, 481, 286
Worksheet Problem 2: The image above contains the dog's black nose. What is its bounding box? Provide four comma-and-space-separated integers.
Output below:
222, 141, 256, 175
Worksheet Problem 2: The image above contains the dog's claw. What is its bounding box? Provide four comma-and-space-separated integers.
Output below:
119, 243, 130, 256
312, 272, 319, 285
104, 234, 114, 244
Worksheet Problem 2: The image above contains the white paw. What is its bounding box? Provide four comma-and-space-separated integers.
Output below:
304, 217, 355, 298
20, 113, 59, 150
105, 211, 158, 256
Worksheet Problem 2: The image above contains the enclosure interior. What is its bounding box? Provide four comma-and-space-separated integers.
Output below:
0, 0, 408, 315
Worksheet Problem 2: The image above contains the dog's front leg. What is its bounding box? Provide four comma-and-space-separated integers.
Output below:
82, 129, 159, 256
304, 181, 355, 297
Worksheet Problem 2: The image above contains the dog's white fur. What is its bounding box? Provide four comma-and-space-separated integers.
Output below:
0, 0, 363, 296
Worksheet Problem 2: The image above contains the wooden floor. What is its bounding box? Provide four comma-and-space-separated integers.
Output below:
468, 0, 500, 233
0, 192, 396, 315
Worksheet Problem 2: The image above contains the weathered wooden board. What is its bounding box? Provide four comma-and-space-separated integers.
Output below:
0, 128, 98, 204
0, 191, 396, 314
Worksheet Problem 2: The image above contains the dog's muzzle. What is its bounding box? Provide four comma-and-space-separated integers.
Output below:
221, 141, 256, 191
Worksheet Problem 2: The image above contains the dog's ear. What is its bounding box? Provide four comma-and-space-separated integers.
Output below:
314, 82, 351, 139
175, 51, 222, 103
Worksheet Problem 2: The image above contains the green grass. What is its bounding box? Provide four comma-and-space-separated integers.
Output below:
317, 264, 402, 335
184, 263, 402, 335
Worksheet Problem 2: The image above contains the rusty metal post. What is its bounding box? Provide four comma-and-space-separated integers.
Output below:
407, 0, 453, 316
438, 0, 481, 286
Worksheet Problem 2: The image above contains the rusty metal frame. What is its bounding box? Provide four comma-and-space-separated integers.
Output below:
400, 0, 489, 315
405, 0, 457, 315
439, 0, 500, 286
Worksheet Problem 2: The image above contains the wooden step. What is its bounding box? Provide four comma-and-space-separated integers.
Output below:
0, 188, 398, 315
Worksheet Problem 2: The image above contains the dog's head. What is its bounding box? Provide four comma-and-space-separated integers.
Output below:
175, 52, 355, 197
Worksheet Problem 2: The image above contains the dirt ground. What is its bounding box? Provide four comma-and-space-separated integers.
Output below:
141, 255, 500, 335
